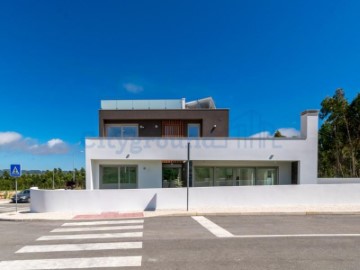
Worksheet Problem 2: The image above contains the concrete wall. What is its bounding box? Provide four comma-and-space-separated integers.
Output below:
31, 184, 360, 213
31, 188, 186, 213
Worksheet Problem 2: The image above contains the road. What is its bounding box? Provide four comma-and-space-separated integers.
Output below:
1, 214, 360, 269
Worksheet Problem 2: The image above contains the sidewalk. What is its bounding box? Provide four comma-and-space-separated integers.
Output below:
1, 204, 360, 221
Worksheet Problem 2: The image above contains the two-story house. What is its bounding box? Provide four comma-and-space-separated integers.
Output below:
85, 97, 319, 189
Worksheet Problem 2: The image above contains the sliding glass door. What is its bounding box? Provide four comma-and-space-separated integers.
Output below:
193, 166, 278, 187
100, 166, 137, 189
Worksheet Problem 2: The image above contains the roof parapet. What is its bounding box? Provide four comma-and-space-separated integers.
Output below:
101, 97, 216, 110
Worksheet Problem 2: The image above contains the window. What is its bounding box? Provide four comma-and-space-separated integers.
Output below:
193, 166, 278, 187
100, 166, 137, 189
162, 165, 183, 188
120, 167, 137, 188
194, 167, 213, 187
105, 124, 138, 137
102, 167, 118, 185
234, 168, 255, 186
214, 167, 234, 186
188, 124, 200, 137
256, 168, 278, 185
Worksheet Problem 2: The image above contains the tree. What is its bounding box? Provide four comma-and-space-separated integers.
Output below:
0, 168, 87, 190
274, 130, 285, 138
319, 89, 360, 177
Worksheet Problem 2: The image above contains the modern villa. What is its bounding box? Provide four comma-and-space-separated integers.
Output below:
85, 97, 319, 190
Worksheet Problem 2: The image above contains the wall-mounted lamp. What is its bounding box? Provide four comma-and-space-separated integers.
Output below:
211, 124, 217, 133
269, 155, 274, 160
139, 125, 145, 129
154, 125, 159, 128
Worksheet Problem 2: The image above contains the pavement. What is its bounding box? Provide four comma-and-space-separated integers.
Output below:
1, 198, 360, 221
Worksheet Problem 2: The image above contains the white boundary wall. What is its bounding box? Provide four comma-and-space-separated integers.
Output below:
31, 184, 360, 213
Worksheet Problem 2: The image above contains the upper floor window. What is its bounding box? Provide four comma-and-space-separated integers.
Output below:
106, 124, 138, 137
188, 123, 200, 137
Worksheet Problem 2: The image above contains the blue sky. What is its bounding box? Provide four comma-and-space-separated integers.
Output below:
0, 0, 359, 170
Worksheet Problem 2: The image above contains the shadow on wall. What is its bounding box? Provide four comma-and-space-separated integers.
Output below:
144, 194, 157, 211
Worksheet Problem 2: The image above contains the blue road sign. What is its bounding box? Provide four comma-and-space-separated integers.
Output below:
10, 164, 21, 177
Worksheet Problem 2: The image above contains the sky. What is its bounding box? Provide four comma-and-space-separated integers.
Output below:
0, 0, 359, 170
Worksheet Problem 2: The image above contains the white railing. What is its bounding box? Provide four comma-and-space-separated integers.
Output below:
101, 99, 184, 110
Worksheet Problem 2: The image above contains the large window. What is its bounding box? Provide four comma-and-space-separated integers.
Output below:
234, 168, 255, 186
194, 167, 213, 187
214, 167, 235, 186
193, 166, 278, 187
100, 166, 137, 189
105, 124, 138, 137
188, 123, 200, 137
162, 165, 183, 188
255, 168, 278, 185
102, 167, 118, 185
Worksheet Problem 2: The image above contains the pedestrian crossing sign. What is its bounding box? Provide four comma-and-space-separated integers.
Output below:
10, 164, 21, 177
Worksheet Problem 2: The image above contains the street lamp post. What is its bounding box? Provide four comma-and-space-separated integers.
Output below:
187, 142, 190, 211
73, 152, 75, 184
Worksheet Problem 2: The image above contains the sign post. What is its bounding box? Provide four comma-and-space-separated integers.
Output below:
10, 164, 21, 213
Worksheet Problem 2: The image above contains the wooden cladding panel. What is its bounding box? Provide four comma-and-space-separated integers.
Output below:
162, 120, 185, 137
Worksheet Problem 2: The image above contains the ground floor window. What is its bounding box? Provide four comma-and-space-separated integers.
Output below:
100, 166, 137, 189
255, 168, 277, 185
193, 167, 214, 187
194, 166, 278, 187
162, 164, 184, 188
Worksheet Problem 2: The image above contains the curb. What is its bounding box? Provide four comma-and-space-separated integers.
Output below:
2, 210, 360, 221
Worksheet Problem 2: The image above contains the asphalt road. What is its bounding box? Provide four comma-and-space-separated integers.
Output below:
1, 214, 360, 269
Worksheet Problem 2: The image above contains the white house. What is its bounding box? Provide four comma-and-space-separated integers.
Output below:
85, 98, 319, 190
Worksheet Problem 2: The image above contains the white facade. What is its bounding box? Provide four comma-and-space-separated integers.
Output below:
85, 110, 319, 189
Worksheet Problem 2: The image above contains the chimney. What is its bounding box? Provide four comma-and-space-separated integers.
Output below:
300, 110, 319, 139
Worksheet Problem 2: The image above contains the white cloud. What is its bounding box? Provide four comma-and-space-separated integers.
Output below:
0, 132, 22, 145
249, 131, 272, 138
123, 83, 144, 94
47, 139, 64, 148
249, 128, 300, 138
277, 128, 300, 138
0, 132, 70, 155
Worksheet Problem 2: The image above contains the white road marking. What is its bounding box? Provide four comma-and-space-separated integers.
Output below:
62, 219, 144, 227
16, 242, 143, 253
37, 232, 143, 241
192, 216, 360, 239
0, 256, 142, 270
234, 234, 360, 238
192, 216, 234, 238
51, 225, 143, 232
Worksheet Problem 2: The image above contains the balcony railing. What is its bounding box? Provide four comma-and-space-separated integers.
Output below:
101, 99, 185, 110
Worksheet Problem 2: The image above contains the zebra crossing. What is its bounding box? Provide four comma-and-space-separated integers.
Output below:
0, 218, 145, 269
